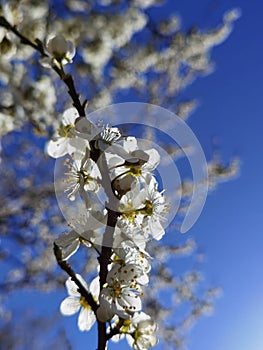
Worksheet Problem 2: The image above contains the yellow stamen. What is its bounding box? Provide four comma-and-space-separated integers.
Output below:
58, 123, 73, 137
79, 296, 92, 310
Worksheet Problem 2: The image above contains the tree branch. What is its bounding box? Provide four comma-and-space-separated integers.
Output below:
94, 150, 120, 350
54, 243, 98, 313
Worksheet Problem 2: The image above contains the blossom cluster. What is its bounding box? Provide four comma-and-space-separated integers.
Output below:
50, 107, 166, 349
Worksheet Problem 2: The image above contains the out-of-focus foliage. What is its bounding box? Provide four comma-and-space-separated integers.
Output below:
0, 0, 240, 349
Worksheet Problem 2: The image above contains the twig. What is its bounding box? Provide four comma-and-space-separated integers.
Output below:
106, 319, 125, 341
54, 243, 98, 313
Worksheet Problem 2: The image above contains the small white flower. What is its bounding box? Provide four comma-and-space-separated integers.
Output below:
46, 108, 89, 159
108, 136, 160, 176
140, 175, 167, 241
114, 240, 151, 285
54, 212, 105, 259
107, 137, 160, 199
97, 263, 143, 321
122, 137, 160, 173
118, 241, 151, 273
96, 125, 122, 154
67, 208, 107, 247
114, 217, 148, 249
46, 34, 75, 64
70, 207, 107, 234
65, 155, 101, 201
60, 275, 99, 332
118, 182, 146, 221
118, 177, 166, 241
126, 312, 158, 350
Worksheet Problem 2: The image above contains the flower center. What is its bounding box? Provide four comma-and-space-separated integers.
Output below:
58, 123, 73, 137
111, 281, 122, 297
79, 296, 92, 310
79, 169, 94, 185
140, 200, 153, 216
122, 210, 137, 223
129, 167, 142, 177
121, 319, 132, 333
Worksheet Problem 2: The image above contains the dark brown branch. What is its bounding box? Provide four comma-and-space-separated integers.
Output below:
54, 243, 98, 313
95, 150, 121, 350
62, 74, 86, 117
97, 321, 107, 350
106, 319, 125, 341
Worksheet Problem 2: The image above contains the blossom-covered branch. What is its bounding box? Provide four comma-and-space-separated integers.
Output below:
0, 2, 240, 350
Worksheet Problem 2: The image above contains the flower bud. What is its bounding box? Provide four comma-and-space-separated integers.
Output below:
96, 305, 114, 322
46, 35, 75, 64
112, 173, 136, 198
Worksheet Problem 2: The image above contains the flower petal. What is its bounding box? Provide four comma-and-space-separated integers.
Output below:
60, 296, 80, 315
126, 334, 135, 348
89, 276, 100, 299
144, 149, 160, 170
62, 107, 79, 125
118, 291, 142, 312
68, 137, 89, 157
123, 137, 137, 153
46, 138, 68, 158
65, 277, 80, 297
149, 218, 164, 240
78, 307, 96, 331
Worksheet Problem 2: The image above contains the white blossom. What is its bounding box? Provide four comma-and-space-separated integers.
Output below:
46, 34, 75, 64
140, 175, 167, 241
46, 108, 89, 159
67, 207, 107, 247
60, 274, 99, 331
118, 176, 166, 241
97, 263, 144, 321
54, 222, 104, 261
114, 240, 151, 285
106, 137, 160, 199
114, 217, 149, 249
109, 136, 160, 174
65, 155, 101, 201
126, 312, 158, 350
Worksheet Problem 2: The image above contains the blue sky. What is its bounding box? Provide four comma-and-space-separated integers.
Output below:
172, 1, 263, 350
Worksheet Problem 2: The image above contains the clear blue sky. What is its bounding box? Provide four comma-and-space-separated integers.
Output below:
6, 1, 263, 349
172, 1, 263, 350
